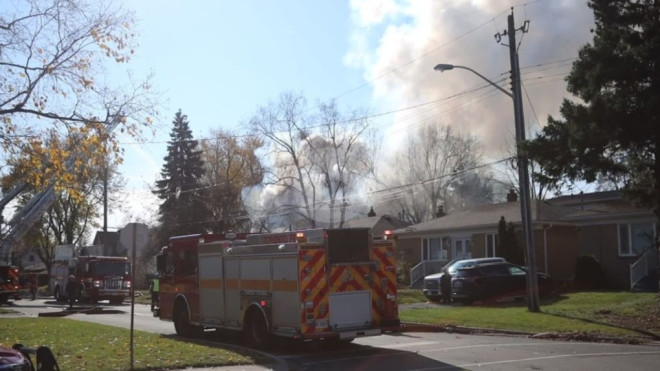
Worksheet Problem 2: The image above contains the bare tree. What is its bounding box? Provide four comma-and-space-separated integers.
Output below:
0, 0, 157, 196
250, 92, 318, 227
250, 92, 377, 229
380, 123, 487, 223
303, 101, 374, 227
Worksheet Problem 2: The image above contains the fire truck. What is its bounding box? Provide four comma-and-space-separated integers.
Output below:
156, 228, 400, 348
50, 245, 131, 304
0, 265, 20, 303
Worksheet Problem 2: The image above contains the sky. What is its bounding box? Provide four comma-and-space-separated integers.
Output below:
106, 0, 596, 232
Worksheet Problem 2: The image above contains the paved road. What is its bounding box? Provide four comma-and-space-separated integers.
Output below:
4, 298, 660, 370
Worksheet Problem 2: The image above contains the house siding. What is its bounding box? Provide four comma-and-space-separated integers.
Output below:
578, 223, 635, 289
543, 225, 579, 281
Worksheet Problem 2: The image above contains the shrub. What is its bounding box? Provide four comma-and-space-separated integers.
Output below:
574, 255, 604, 289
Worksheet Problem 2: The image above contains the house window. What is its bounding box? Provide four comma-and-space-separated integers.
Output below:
618, 222, 655, 257
422, 237, 450, 261
486, 233, 498, 257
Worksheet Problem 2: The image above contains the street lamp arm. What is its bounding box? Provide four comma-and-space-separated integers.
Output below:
433, 64, 513, 98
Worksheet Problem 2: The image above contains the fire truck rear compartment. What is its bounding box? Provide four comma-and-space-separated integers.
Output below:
329, 290, 372, 330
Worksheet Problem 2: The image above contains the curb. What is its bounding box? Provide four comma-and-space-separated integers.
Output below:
399, 322, 532, 336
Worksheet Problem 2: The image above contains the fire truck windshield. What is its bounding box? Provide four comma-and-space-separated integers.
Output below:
326, 228, 370, 264
90, 261, 130, 276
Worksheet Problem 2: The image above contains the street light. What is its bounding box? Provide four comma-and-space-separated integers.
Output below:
433, 62, 540, 312
433, 64, 512, 98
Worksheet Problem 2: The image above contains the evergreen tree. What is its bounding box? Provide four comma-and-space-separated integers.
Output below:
497, 216, 524, 265
153, 110, 209, 245
524, 0, 660, 221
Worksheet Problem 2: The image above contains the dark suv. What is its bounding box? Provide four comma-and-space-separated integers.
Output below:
422, 257, 505, 302
450, 262, 553, 304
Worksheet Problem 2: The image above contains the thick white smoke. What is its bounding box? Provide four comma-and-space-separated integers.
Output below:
346, 0, 595, 159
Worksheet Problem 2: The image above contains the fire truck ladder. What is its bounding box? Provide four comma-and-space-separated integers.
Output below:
0, 114, 122, 263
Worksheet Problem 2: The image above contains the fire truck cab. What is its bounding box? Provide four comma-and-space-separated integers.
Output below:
156, 228, 400, 348
50, 254, 131, 304
0, 265, 20, 303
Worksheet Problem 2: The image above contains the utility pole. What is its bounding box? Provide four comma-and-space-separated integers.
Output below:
498, 9, 540, 312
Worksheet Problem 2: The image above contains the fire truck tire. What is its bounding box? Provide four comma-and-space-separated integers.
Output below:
0, 293, 8, 304
243, 308, 270, 349
109, 297, 124, 305
173, 300, 201, 337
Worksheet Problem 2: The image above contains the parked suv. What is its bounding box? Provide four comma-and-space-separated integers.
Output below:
422, 257, 506, 302
450, 261, 554, 304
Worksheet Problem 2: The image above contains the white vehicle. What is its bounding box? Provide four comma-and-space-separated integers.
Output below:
422, 257, 506, 302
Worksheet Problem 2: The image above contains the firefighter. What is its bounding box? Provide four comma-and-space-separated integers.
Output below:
149, 274, 159, 312
65, 274, 78, 309
29, 277, 37, 300
440, 272, 452, 304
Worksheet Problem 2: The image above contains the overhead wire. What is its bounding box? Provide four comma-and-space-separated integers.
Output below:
116, 0, 571, 226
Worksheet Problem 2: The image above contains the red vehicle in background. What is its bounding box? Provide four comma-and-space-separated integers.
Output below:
50, 245, 131, 304
0, 265, 20, 304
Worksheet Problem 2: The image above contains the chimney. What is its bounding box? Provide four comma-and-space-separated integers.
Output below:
367, 207, 376, 217
507, 189, 518, 202
436, 205, 445, 218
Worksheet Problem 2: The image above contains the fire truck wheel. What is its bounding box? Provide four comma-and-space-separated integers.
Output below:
244, 309, 270, 349
109, 297, 123, 305
173, 300, 201, 337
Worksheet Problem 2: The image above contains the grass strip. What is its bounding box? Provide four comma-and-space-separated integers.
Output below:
398, 290, 659, 338
1, 317, 256, 371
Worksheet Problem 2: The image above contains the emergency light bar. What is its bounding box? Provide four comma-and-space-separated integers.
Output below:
296, 232, 306, 243
383, 230, 393, 240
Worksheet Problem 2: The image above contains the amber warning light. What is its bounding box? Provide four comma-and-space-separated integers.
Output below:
296, 232, 307, 243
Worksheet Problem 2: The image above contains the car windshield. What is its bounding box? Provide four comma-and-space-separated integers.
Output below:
447, 258, 502, 274
91, 261, 130, 276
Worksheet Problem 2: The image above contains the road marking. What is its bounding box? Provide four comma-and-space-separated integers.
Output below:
418, 341, 616, 353
408, 350, 660, 370
379, 341, 437, 349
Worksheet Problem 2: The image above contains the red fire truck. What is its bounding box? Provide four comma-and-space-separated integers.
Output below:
0, 265, 20, 303
156, 228, 400, 348
50, 247, 131, 304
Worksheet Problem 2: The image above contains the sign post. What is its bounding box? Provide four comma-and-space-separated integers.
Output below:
119, 222, 148, 370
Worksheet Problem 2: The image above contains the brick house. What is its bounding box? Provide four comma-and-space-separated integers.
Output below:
395, 191, 658, 290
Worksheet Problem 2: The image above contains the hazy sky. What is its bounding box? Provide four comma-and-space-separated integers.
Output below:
108, 0, 595, 231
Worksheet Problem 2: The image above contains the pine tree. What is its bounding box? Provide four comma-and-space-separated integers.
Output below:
497, 216, 524, 265
525, 0, 660, 220
153, 110, 209, 244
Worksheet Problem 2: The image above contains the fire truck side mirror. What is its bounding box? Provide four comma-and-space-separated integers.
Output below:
156, 254, 166, 274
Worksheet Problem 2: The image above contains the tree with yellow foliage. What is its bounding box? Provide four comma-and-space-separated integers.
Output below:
0, 0, 156, 195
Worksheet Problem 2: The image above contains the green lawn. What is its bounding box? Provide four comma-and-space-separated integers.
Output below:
398, 289, 660, 339
1, 318, 257, 371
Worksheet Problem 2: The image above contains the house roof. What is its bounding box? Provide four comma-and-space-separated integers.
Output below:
92, 231, 119, 247
394, 191, 653, 238
343, 214, 410, 236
